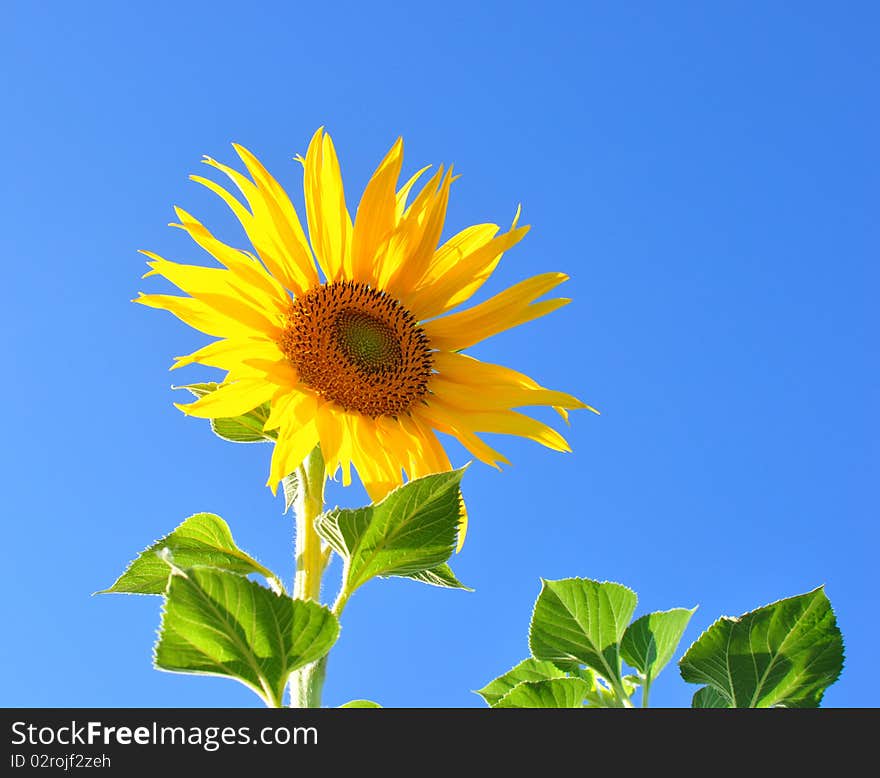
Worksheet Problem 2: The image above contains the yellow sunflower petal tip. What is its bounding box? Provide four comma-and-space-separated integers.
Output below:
511, 203, 523, 228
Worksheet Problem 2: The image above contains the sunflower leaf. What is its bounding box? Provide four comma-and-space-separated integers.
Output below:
404, 563, 472, 591
621, 607, 697, 685
154, 565, 339, 708
97, 512, 282, 595
529, 578, 638, 698
691, 686, 731, 708
315, 468, 466, 594
339, 700, 383, 708
175, 383, 276, 443
678, 587, 844, 708
493, 678, 590, 709
476, 658, 568, 706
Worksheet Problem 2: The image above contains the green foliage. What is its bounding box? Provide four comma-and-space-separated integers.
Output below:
404, 564, 472, 590
529, 578, 637, 699
678, 587, 844, 708
621, 608, 696, 686
176, 383, 275, 443
494, 678, 591, 708
691, 686, 730, 708
154, 563, 339, 708
476, 659, 567, 706
315, 468, 468, 595
482, 578, 843, 708
339, 700, 382, 708
99, 512, 281, 595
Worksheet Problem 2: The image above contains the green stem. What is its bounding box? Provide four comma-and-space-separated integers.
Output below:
289, 446, 327, 708
290, 656, 328, 710
332, 581, 353, 619
609, 670, 634, 709
641, 675, 651, 708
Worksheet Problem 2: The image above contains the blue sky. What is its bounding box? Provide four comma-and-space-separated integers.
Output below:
2, 1, 876, 708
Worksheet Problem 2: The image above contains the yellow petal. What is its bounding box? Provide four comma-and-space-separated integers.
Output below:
303, 128, 352, 282
407, 221, 529, 320
424, 397, 571, 453
175, 378, 274, 419
200, 155, 319, 294
267, 417, 320, 494
396, 165, 432, 220
413, 404, 510, 469
172, 336, 283, 371
403, 414, 467, 551
231, 143, 319, 289
374, 166, 446, 292
424, 223, 499, 282
351, 137, 404, 285
432, 351, 598, 417
188, 173, 295, 288
349, 414, 400, 499
142, 254, 284, 336
385, 167, 454, 302
399, 413, 453, 477
424, 273, 571, 351
134, 293, 259, 339
430, 375, 586, 414
316, 403, 345, 481
456, 497, 469, 553
171, 208, 293, 306
265, 389, 317, 432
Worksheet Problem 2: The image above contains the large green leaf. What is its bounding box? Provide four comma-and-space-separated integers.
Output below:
99, 513, 281, 595
529, 578, 637, 694
154, 565, 339, 708
691, 686, 730, 708
621, 607, 696, 684
476, 659, 567, 706
315, 469, 466, 594
679, 587, 844, 708
340, 700, 382, 708
177, 383, 275, 443
494, 678, 590, 709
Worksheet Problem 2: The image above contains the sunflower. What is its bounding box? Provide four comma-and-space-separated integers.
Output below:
136, 128, 595, 541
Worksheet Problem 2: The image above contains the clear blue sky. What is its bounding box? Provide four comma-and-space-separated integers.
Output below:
2, 1, 876, 708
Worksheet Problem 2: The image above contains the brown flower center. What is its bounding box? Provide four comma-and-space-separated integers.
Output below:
279, 281, 432, 417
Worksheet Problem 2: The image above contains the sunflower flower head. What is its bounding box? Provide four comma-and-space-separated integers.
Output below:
136, 128, 596, 546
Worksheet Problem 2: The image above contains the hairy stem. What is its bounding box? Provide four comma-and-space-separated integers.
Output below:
641, 675, 651, 708
289, 446, 327, 708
